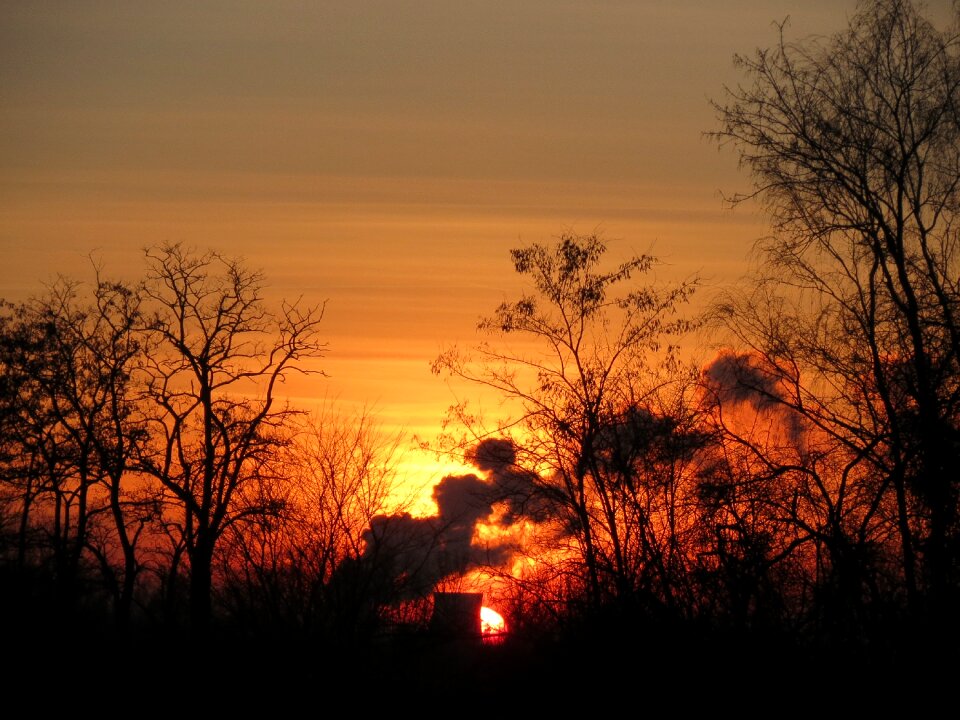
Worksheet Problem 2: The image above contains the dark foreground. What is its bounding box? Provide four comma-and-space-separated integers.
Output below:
4, 617, 958, 714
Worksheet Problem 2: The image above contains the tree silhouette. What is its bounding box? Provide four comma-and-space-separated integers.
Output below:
217, 406, 406, 642
434, 232, 702, 615
138, 243, 327, 634
711, 0, 960, 640
0, 274, 150, 625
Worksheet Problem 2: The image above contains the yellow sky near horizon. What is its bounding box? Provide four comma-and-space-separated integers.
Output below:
6, 0, 922, 504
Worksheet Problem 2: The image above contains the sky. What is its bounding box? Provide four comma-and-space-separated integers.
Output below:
1, 0, 908, 499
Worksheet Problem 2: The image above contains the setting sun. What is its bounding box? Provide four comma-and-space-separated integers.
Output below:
480, 606, 506, 636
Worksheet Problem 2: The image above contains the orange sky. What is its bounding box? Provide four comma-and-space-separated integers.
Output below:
1, 1, 887, 499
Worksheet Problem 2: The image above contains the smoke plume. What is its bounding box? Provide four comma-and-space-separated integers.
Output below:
702, 350, 806, 445
358, 438, 540, 599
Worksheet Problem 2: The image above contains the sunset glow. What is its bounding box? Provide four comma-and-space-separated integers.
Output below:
3, 0, 957, 703
0, 1, 854, 511
480, 607, 506, 636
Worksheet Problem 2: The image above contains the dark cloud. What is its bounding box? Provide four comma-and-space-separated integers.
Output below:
357, 438, 545, 600
359, 473, 502, 599
467, 438, 516, 472
361, 512, 439, 598
433, 473, 493, 533
703, 350, 786, 409
473, 438, 548, 524
702, 350, 805, 444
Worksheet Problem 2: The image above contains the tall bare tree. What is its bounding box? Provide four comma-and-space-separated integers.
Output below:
0, 273, 150, 624
711, 0, 960, 633
138, 243, 326, 633
434, 232, 701, 613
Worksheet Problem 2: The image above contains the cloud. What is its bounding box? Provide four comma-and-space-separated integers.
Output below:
358, 473, 498, 599
467, 438, 516, 471
357, 438, 544, 600
703, 350, 787, 409
702, 350, 805, 445
433, 473, 494, 534
467, 438, 548, 523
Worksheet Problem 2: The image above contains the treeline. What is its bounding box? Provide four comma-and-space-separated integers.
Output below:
2, 0, 959, 675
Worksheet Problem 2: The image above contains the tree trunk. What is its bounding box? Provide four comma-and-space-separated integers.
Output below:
189, 540, 214, 635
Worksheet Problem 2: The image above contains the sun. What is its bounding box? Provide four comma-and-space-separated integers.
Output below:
480, 606, 506, 636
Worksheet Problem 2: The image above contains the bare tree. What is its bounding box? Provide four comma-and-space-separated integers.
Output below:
711, 0, 960, 633
217, 405, 405, 641
433, 232, 702, 614
80, 275, 155, 625
696, 350, 879, 637
138, 243, 326, 633
0, 273, 151, 625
